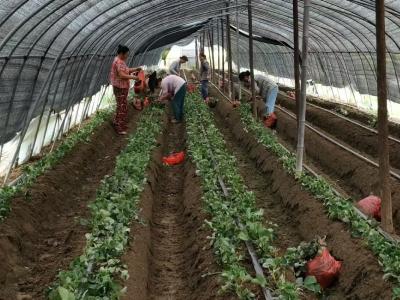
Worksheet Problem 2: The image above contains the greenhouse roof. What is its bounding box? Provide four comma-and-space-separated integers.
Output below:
1, 0, 400, 143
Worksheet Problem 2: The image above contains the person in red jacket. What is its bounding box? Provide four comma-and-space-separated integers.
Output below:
109, 45, 141, 135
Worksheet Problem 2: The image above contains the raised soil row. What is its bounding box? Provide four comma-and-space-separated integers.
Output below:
211, 96, 392, 299
0, 109, 141, 300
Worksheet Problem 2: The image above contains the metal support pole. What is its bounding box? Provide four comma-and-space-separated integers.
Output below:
207, 30, 213, 79
236, 0, 241, 101
248, 0, 257, 117
202, 30, 206, 53
217, 20, 220, 76
221, 18, 226, 92
295, 0, 311, 174
376, 0, 393, 233
293, 0, 301, 128
226, 1, 234, 99
199, 35, 202, 55
208, 25, 216, 83
195, 36, 199, 70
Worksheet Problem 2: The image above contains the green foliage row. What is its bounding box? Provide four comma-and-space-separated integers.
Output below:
239, 103, 400, 299
185, 93, 319, 299
0, 108, 114, 221
48, 106, 164, 300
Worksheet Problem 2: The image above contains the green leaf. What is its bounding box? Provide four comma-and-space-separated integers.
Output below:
238, 231, 250, 241
303, 276, 321, 293
57, 287, 76, 300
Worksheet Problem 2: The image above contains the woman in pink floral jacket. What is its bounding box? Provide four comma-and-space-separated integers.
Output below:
109, 45, 141, 135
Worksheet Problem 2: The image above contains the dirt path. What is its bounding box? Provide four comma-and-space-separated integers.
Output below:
212, 99, 392, 299
0, 108, 141, 300
122, 118, 233, 300
147, 122, 191, 299
212, 110, 303, 252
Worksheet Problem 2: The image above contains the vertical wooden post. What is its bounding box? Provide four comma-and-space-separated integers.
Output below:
217, 20, 220, 76
208, 24, 216, 83
295, 0, 311, 174
293, 0, 301, 128
221, 18, 226, 92
202, 30, 206, 53
195, 36, 199, 70
236, 0, 241, 101
226, 1, 234, 99
376, 0, 393, 232
248, 0, 257, 117
207, 29, 213, 81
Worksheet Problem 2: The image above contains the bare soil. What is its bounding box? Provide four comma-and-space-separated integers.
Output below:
0, 108, 141, 300
225, 83, 400, 232
272, 106, 400, 231
121, 119, 234, 300
212, 97, 392, 300
277, 85, 400, 138
276, 93, 400, 171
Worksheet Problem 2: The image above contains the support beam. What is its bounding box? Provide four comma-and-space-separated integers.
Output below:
293, 0, 301, 128
221, 18, 225, 92
202, 30, 206, 53
208, 24, 216, 83
236, 0, 241, 101
217, 20, 220, 75
226, 1, 234, 99
207, 29, 213, 79
195, 36, 199, 70
376, 0, 393, 233
295, 0, 311, 174
248, 0, 257, 117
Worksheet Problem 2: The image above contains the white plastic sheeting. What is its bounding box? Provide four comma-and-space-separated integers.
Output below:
0, 86, 113, 176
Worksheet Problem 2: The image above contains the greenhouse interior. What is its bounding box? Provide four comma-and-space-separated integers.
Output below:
1, 0, 400, 299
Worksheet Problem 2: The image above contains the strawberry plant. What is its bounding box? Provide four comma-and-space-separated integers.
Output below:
0, 107, 114, 222
48, 106, 164, 300
185, 93, 319, 299
239, 103, 400, 297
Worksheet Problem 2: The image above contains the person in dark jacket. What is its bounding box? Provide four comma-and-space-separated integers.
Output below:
199, 53, 210, 102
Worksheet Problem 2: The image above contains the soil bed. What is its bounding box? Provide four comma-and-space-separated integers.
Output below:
211, 96, 392, 299
0, 108, 141, 300
277, 85, 400, 138
122, 118, 234, 300
272, 106, 400, 231
276, 93, 400, 171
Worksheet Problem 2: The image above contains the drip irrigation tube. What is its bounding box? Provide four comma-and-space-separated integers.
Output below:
192, 99, 273, 300
304, 100, 400, 144
213, 71, 400, 145
275, 104, 400, 181
215, 73, 400, 181
209, 80, 400, 244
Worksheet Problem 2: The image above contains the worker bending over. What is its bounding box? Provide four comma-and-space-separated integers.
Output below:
238, 71, 278, 128
158, 74, 187, 124
169, 56, 188, 77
